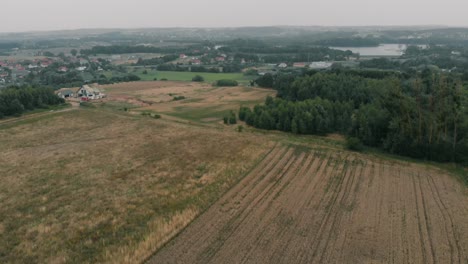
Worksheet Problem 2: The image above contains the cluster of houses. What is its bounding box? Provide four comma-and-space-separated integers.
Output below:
56, 85, 106, 101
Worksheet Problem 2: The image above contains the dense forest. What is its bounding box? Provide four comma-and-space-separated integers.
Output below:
243, 70, 468, 164
0, 86, 65, 118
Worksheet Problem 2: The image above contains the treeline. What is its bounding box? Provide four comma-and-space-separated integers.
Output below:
361, 54, 468, 72
0, 86, 64, 118
80, 45, 203, 55
218, 39, 352, 57
240, 97, 353, 134
0, 42, 20, 50
314, 37, 381, 47
245, 70, 468, 164
156, 64, 220, 73
135, 55, 179, 65
155, 64, 242, 73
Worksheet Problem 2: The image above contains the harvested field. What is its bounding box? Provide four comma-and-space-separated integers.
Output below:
150, 145, 468, 264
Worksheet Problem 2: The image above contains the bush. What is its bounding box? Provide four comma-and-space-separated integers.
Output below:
173, 96, 186, 101
229, 115, 237, 124
346, 137, 364, 152
192, 75, 205, 82
223, 111, 237, 125
215, 79, 238, 87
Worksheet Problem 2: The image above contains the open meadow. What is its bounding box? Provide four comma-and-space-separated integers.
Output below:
0, 104, 273, 263
100, 81, 276, 123
0, 80, 467, 264
128, 69, 254, 84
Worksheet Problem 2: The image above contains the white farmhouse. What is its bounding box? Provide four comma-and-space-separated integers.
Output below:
77, 85, 105, 100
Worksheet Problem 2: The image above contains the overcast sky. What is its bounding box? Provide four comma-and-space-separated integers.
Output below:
1, 0, 468, 32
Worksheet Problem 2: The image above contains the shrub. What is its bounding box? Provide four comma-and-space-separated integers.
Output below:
192, 75, 205, 82
173, 96, 186, 101
223, 111, 237, 125
215, 79, 238, 87
346, 137, 364, 152
229, 115, 237, 124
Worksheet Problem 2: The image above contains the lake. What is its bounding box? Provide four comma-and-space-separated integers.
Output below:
330, 44, 427, 57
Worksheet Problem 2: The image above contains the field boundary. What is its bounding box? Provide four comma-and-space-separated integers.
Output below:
142, 143, 279, 263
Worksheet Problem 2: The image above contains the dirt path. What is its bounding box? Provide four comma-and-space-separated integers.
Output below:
148, 146, 468, 264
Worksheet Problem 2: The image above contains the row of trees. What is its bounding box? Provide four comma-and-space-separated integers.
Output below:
0, 86, 64, 118
80, 45, 204, 55
239, 97, 353, 135
135, 55, 179, 65
245, 70, 468, 164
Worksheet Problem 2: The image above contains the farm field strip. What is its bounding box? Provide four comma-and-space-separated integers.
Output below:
150, 146, 468, 264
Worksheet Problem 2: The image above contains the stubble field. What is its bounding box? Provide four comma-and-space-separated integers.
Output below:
151, 145, 468, 264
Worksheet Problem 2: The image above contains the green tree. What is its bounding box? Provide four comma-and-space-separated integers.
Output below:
192, 75, 205, 82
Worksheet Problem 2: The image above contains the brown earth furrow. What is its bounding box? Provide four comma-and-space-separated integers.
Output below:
148, 148, 468, 264
292, 154, 343, 263
416, 172, 437, 264
270, 153, 331, 264
236, 153, 317, 264
412, 171, 434, 264
220, 145, 288, 210
427, 172, 462, 264
336, 159, 372, 263
194, 148, 297, 262
304, 157, 354, 263
154, 147, 296, 264
254, 152, 322, 263
148, 145, 288, 264
334, 161, 366, 263
262, 153, 321, 263
315, 159, 362, 263
211, 153, 307, 264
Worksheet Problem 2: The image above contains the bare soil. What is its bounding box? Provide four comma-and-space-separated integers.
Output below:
150, 146, 468, 264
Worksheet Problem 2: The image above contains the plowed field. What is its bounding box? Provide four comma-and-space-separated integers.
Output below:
150, 146, 468, 264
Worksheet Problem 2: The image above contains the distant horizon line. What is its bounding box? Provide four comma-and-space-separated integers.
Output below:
1, 24, 468, 34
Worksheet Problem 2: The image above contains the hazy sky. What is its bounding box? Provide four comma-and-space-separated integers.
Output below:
2, 0, 468, 32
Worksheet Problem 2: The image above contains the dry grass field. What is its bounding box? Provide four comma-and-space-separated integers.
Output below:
100, 81, 276, 123
0, 107, 273, 263
151, 145, 468, 264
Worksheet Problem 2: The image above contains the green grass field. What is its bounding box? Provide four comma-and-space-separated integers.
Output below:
130, 69, 254, 84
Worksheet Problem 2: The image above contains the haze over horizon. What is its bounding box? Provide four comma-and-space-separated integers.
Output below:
2, 0, 468, 33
